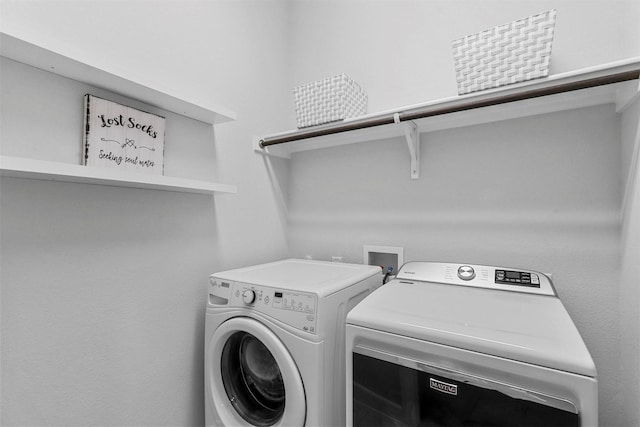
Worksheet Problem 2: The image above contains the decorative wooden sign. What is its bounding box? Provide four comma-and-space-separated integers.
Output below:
83, 94, 165, 175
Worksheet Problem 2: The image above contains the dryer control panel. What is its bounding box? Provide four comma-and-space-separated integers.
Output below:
396, 262, 555, 296
208, 278, 318, 335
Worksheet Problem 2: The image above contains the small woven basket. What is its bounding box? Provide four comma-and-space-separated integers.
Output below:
452, 9, 557, 95
293, 74, 367, 128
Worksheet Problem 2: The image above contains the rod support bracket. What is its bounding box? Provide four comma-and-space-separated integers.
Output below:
253, 136, 291, 159
403, 121, 419, 179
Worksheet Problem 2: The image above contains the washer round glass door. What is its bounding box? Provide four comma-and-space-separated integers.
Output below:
207, 317, 306, 426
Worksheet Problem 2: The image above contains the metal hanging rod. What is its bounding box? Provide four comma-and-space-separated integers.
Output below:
402, 70, 640, 122
259, 67, 640, 149
260, 115, 398, 147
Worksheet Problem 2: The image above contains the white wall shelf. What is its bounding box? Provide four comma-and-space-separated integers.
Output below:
1, 28, 238, 194
0, 29, 237, 125
257, 58, 640, 176
0, 156, 237, 195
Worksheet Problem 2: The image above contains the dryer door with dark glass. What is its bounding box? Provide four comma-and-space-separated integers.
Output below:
206, 317, 305, 426
352, 350, 580, 427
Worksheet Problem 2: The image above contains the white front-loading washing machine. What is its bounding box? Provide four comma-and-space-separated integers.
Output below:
346, 261, 597, 426
205, 258, 382, 426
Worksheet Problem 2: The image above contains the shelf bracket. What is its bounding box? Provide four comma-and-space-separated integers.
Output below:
397, 115, 419, 179
615, 79, 640, 113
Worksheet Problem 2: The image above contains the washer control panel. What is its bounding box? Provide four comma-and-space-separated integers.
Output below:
208, 277, 318, 335
396, 262, 555, 296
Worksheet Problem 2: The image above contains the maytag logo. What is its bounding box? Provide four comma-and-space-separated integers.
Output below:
430, 378, 458, 396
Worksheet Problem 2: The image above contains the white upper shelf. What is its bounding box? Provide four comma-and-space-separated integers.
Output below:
0, 28, 238, 194
0, 28, 237, 125
259, 58, 640, 159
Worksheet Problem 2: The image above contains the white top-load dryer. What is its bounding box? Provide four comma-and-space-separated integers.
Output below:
205, 259, 382, 426
346, 261, 597, 427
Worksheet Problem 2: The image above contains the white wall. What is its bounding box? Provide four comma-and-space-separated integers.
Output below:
284, 1, 640, 426
0, 1, 291, 425
620, 98, 640, 426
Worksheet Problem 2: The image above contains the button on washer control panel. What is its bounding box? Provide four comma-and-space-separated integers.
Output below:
457, 265, 476, 281
242, 289, 256, 305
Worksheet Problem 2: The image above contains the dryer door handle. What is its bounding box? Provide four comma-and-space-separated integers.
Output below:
415, 360, 578, 414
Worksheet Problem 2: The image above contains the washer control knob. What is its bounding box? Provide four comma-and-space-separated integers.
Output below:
242, 289, 256, 305
457, 265, 476, 281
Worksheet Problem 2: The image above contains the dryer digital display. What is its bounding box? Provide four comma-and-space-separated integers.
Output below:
495, 269, 540, 287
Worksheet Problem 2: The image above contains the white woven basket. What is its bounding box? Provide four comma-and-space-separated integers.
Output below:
293, 74, 367, 128
452, 9, 557, 95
